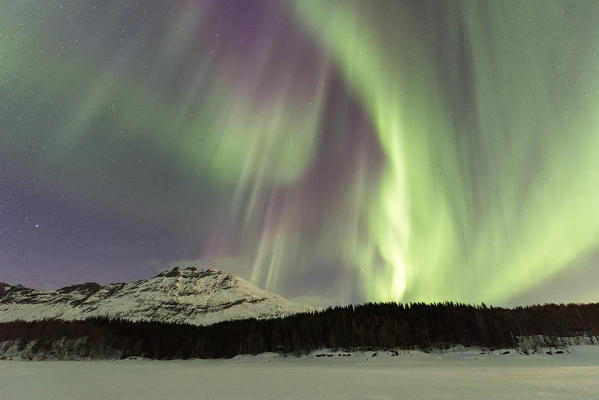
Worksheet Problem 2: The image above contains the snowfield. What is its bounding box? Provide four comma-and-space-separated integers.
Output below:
1, 346, 598, 400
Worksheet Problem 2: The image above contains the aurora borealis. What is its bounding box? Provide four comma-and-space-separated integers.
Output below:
2, 0, 599, 306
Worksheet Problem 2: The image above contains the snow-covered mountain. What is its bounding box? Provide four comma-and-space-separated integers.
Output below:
0, 267, 310, 325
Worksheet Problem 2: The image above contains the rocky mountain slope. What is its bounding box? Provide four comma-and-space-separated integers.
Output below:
0, 267, 310, 325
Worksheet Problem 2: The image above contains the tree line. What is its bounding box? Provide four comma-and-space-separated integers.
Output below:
1, 302, 598, 359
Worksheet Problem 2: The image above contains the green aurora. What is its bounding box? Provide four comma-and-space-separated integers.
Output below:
292, 0, 599, 303
1, 0, 599, 305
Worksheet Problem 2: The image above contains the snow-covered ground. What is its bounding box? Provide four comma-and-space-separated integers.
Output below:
1, 346, 598, 400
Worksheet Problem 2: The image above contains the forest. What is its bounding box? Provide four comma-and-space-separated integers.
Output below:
1, 302, 598, 360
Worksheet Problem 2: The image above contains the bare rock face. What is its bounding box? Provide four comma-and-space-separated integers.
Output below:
0, 267, 310, 326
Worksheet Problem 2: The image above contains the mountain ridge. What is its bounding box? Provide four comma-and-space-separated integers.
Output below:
0, 266, 310, 326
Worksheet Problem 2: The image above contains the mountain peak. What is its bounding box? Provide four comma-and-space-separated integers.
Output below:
154, 265, 222, 279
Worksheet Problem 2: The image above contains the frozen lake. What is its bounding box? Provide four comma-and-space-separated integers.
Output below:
1, 347, 598, 399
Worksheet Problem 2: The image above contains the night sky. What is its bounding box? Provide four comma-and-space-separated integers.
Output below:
2, 0, 599, 307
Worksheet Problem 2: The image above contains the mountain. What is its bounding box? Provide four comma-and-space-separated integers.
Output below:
0, 267, 310, 325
